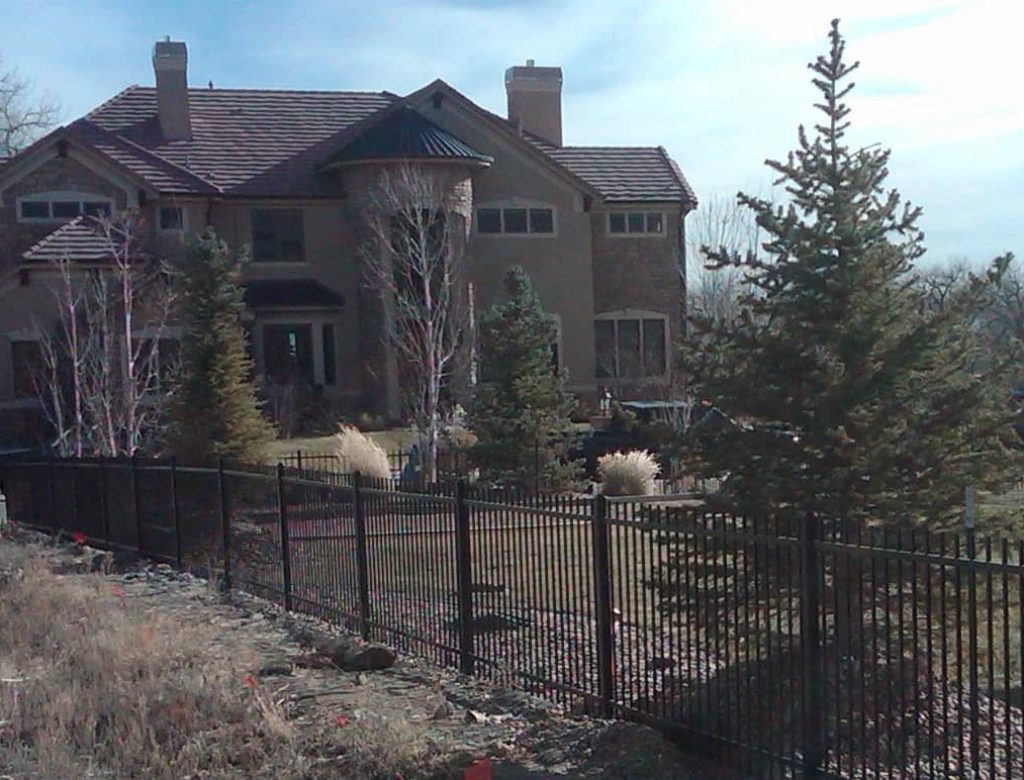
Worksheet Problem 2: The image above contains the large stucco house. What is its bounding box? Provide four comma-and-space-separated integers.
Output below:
0, 40, 696, 448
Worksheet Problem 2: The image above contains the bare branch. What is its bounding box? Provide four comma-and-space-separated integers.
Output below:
0, 55, 60, 157
360, 165, 470, 481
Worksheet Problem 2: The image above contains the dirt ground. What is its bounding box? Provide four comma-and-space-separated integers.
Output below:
0, 531, 732, 779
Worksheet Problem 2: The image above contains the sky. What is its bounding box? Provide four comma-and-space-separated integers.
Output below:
0, 0, 1020, 265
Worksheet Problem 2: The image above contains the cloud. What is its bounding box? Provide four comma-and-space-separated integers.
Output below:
0, 0, 1019, 261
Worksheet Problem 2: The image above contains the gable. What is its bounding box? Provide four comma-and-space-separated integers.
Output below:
405, 82, 599, 209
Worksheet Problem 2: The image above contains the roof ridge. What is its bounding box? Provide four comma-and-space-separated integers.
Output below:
122, 85, 395, 97
656, 145, 698, 206
23, 216, 101, 259
104, 127, 222, 192
557, 145, 663, 151
85, 85, 142, 120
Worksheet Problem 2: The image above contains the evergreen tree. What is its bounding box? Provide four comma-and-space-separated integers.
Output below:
685, 20, 1016, 527
168, 229, 274, 464
470, 267, 580, 491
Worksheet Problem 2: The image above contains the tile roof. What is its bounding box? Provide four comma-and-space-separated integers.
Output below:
22, 217, 118, 263
541, 143, 697, 205
326, 106, 492, 166
42, 82, 693, 205
243, 278, 345, 309
85, 87, 396, 196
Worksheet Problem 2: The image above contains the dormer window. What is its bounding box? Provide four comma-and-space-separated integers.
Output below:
17, 192, 113, 223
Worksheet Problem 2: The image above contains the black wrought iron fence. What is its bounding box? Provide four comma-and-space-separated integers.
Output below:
1, 455, 1022, 778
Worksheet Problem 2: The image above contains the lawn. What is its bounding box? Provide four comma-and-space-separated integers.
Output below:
264, 428, 419, 464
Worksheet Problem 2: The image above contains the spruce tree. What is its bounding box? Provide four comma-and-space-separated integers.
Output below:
470, 267, 580, 491
168, 229, 274, 464
685, 20, 1016, 527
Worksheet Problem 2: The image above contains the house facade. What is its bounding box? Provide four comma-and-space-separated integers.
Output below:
0, 41, 696, 449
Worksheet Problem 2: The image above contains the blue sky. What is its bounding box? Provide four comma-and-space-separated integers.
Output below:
1, 0, 1020, 265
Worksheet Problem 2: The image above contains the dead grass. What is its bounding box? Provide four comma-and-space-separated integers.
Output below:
0, 541, 436, 779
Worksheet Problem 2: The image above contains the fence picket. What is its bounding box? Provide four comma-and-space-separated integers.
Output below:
2, 454, 1023, 779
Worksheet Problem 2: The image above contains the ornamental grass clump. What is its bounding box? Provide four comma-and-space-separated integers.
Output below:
334, 425, 391, 480
597, 450, 660, 496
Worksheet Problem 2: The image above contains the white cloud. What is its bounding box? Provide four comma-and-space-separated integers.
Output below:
0, 0, 1019, 261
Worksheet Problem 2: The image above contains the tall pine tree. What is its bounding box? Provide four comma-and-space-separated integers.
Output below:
470, 267, 579, 492
685, 20, 1016, 527
168, 229, 274, 464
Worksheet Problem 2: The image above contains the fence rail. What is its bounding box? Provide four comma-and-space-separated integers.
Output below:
1, 455, 1023, 778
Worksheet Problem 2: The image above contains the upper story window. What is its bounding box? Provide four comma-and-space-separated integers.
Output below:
158, 205, 185, 232
251, 208, 305, 263
476, 204, 555, 236
607, 211, 664, 236
17, 191, 113, 223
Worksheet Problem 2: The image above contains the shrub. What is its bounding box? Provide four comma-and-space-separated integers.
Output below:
598, 450, 660, 496
334, 425, 391, 479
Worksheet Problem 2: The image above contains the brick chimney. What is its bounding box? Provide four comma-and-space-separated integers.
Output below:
152, 38, 191, 141
505, 59, 562, 147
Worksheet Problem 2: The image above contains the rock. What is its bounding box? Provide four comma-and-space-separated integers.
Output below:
343, 643, 396, 671
431, 698, 454, 720
310, 635, 396, 671
258, 657, 292, 677
464, 708, 488, 724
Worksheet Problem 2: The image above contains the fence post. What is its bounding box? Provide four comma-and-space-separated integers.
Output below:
591, 494, 615, 717
454, 479, 475, 675
131, 455, 143, 553
99, 457, 110, 546
170, 456, 182, 569
353, 472, 372, 639
276, 463, 293, 612
799, 512, 826, 777
218, 457, 232, 594
70, 457, 79, 535
965, 507, 980, 776
296, 449, 303, 472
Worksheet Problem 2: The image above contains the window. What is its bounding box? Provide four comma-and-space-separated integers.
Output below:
607, 211, 666, 236
158, 205, 184, 231
251, 209, 305, 263
594, 315, 668, 378
137, 337, 180, 390
17, 192, 114, 223
322, 324, 337, 386
262, 324, 314, 385
475, 206, 555, 235
11, 340, 42, 399
477, 208, 502, 234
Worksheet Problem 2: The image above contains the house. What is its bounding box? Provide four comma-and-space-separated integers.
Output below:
0, 40, 696, 447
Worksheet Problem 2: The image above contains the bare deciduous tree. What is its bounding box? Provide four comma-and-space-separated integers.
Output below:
36, 210, 175, 455
1, 55, 60, 157
684, 193, 763, 326
361, 165, 469, 482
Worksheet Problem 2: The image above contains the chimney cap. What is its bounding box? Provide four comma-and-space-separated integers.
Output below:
526, 58, 535, 67
153, 39, 187, 66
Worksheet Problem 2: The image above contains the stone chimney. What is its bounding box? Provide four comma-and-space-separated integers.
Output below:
505, 59, 562, 147
152, 38, 191, 141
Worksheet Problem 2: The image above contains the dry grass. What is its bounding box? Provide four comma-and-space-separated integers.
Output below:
598, 449, 661, 496
334, 425, 392, 479
0, 542, 434, 779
